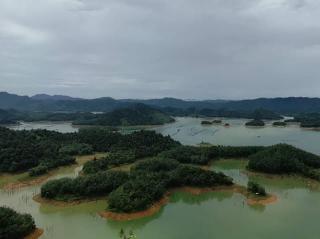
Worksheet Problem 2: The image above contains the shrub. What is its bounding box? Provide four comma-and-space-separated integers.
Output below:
0, 206, 35, 239
247, 181, 266, 196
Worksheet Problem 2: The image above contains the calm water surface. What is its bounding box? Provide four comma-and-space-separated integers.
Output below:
2, 118, 320, 239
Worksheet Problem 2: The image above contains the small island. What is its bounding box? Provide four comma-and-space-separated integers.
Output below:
201, 119, 222, 125
272, 121, 287, 126
0, 206, 43, 239
245, 119, 265, 126
201, 120, 212, 125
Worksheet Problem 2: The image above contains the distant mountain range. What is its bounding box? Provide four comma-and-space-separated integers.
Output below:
1, 91, 320, 114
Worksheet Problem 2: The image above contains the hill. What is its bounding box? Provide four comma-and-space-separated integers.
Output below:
2, 92, 320, 115
73, 104, 175, 126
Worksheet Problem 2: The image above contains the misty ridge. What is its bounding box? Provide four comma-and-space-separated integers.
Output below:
1, 91, 320, 114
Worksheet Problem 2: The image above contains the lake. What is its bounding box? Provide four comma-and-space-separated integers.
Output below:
8, 117, 320, 154
2, 117, 320, 239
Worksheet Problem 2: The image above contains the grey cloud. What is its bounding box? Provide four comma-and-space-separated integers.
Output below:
0, 0, 320, 99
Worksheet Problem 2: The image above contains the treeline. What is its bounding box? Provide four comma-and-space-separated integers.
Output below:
0, 206, 36, 239
158, 145, 265, 165
41, 171, 129, 200
0, 127, 77, 174
0, 127, 178, 177
82, 130, 180, 174
248, 144, 320, 180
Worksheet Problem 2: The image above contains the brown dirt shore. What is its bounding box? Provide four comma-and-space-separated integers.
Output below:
247, 194, 278, 206
99, 185, 278, 221
2, 153, 106, 191
99, 196, 170, 221
32, 185, 277, 221
33, 194, 106, 207
3, 173, 54, 191
24, 228, 44, 239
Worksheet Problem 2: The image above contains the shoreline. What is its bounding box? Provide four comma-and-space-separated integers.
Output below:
99, 185, 278, 221
24, 228, 44, 239
33, 194, 106, 207
32, 184, 277, 221
1, 153, 106, 190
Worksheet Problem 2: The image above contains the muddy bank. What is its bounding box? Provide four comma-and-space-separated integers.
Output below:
24, 228, 44, 239
1, 153, 107, 190
3, 173, 55, 191
247, 194, 278, 205
33, 194, 106, 207
99, 196, 170, 221
99, 185, 278, 221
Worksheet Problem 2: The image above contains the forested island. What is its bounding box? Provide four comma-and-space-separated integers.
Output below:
272, 121, 287, 126
73, 104, 174, 126
245, 119, 265, 126
0, 104, 174, 127
0, 206, 42, 239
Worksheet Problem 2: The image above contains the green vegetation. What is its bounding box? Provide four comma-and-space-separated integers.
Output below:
0, 206, 36, 239
245, 119, 265, 126
0, 126, 178, 178
272, 121, 287, 126
41, 143, 266, 213
41, 171, 129, 200
294, 113, 320, 128
248, 144, 320, 180
247, 181, 266, 196
159, 146, 211, 165
73, 104, 174, 126
0, 127, 76, 175
159, 145, 265, 165
107, 163, 232, 213
58, 143, 93, 155
201, 120, 222, 125
42, 156, 233, 213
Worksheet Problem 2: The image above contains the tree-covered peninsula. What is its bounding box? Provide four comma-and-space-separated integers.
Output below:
248, 144, 320, 180
39, 142, 267, 213
0, 206, 37, 239
0, 127, 178, 177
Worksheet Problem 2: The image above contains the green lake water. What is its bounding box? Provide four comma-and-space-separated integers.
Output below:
2, 117, 320, 239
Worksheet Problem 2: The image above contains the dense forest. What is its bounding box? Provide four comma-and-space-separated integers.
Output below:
0, 127, 77, 174
0, 127, 178, 176
0, 206, 36, 239
248, 144, 320, 180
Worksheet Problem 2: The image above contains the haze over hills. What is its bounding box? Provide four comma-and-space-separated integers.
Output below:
1, 91, 320, 114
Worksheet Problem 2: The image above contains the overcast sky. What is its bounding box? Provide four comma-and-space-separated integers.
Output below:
1, 0, 320, 99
